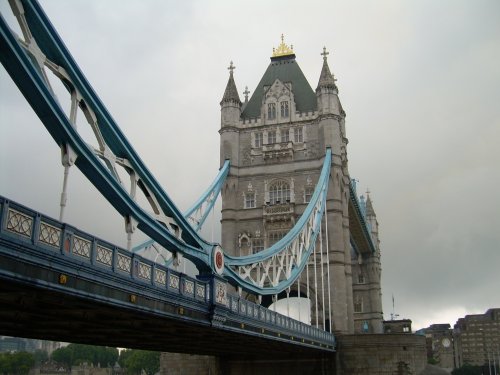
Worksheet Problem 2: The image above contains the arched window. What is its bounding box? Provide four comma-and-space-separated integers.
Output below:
269, 180, 290, 205
280, 101, 289, 118
354, 298, 363, 313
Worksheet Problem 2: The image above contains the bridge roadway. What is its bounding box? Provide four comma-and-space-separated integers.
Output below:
0, 196, 335, 359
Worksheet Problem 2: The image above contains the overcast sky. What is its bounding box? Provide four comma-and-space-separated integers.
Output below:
1, 0, 499, 331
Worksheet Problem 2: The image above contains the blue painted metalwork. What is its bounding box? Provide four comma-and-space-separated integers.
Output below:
132, 159, 229, 255
0, 0, 345, 297
184, 159, 230, 232
0, 0, 215, 270
0, 195, 336, 350
349, 181, 376, 254
224, 149, 332, 295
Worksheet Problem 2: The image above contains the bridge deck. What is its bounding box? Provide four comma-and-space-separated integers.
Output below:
0, 196, 335, 358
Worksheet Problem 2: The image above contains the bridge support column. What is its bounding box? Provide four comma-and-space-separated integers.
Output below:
160, 353, 221, 375
160, 353, 336, 375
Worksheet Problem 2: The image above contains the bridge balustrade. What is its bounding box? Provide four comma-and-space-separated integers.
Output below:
0, 195, 335, 351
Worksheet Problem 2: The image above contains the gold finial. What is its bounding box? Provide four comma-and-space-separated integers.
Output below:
272, 34, 294, 58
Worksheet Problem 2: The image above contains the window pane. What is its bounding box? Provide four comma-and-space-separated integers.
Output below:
268, 131, 276, 144
282, 129, 289, 143
294, 127, 303, 143
268, 103, 276, 120
255, 132, 263, 147
280, 101, 289, 118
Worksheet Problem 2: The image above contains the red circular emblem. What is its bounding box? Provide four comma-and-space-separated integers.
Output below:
213, 246, 224, 274
216, 252, 223, 269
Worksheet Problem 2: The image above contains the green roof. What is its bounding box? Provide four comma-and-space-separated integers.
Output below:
241, 55, 317, 119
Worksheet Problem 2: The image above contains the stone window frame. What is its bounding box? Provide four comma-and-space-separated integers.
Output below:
294, 127, 303, 143
281, 128, 290, 143
244, 192, 256, 209
254, 132, 263, 148
267, 130, 277, 144
267, 102, 276, 120
304, 187, 313, 203
268, 179, 290, 205
252, 238, 264, 254
280, 101, 289, 118
354, 298, 363, 313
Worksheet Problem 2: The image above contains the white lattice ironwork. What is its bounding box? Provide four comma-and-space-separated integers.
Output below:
72, 235, 91, 258
183, 280, 194, 295
169, 274, 179, 290
138, 262, 151, 281
117, 253, 131, 273
6, 209, 33, 237
155, 269, 166, 285
215, 280, 227, 305
227, 177, 327, 292
196, 284, 205, 299
96, 245, 113, 266
39, 222, 61, 247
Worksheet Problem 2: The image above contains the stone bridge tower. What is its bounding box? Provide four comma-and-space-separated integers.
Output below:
219, 37, 383, 334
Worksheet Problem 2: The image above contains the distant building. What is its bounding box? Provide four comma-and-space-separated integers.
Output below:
417, 324, 455, 370
453, 308, 500, 367
0, 336, 62, 355
383, 319, 412, 334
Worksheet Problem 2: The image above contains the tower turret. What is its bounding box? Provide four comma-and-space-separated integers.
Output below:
220, 61, 241, 127
219, 61, 241, 166
316, 47, 340, 116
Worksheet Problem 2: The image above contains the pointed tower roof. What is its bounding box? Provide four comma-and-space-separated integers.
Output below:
241, 36, 316, 119
221, 61, 241, 104
366, 191, 376, 217
316, 47, 337, 92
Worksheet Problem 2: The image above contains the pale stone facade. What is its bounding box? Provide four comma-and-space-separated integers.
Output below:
219, 40, 383, 334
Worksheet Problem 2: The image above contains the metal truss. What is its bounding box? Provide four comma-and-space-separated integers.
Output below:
184, 160, 229, 232
132, 160, 228, 262
0, 0, 215, 272
224, 149, 331, 295
0, 0, 332, 296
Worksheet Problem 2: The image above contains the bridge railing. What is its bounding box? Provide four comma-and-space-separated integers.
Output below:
0, 195, 335, 350
226, 294, 333, 346
0, 196, 210, 306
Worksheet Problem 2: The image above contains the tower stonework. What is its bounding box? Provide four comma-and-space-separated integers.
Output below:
219, 38, 383, 334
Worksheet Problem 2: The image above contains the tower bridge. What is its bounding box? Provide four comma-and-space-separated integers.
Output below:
0, 1, 428, 373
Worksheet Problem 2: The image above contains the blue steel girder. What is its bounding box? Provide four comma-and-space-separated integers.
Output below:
132, 160, 229, 256
0, 0, 215, 271
223, 149, 332, 295
0, 0, 333, 296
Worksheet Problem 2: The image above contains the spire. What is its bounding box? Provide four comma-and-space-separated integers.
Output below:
243, 86, 250, 103
221, 61, 241, 104
316, 47, 337, 92
366, 189, 375, 217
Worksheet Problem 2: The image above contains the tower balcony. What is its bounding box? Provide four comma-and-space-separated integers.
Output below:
262, 141, 294, 160
263, 202, 295, 226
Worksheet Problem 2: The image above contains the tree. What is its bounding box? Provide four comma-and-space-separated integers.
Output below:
0, 351, 34, 375
51, 346, 72, 368
121, 349, 160, 375
51, 343, 118, 368
33, 349, 49, 366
